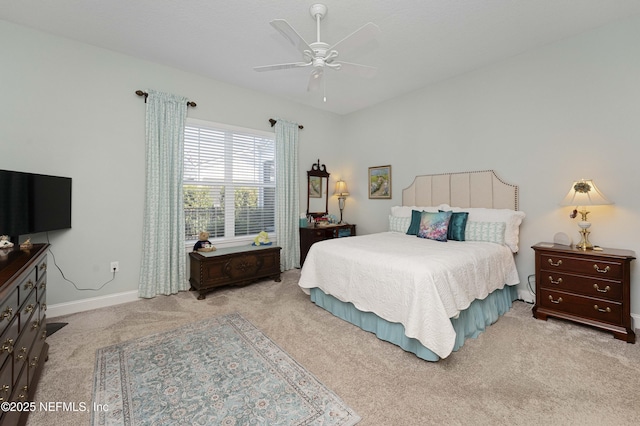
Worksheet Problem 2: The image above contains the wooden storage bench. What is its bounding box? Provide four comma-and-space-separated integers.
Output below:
189, 245, 281, 300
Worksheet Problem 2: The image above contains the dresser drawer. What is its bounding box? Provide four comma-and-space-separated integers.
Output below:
540, 289, 622, 326
17, 270, 36, 307
0, 357, 12, 404
35, 256, 48, 281
0, 315, 19, 371
20, 289, 37, 333
540, 271, 622, 301
0, 287, 18, 332
540, 252, 623, 279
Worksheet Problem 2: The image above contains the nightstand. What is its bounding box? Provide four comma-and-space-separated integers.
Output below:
532, 243, 636, 343
299, 223, 356, 266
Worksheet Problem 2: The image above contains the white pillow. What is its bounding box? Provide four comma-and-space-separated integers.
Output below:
388, 215, 412, 233
444, 205, 525, 253
390, 205, 439, 218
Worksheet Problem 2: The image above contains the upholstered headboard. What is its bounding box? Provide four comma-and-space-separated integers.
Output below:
402, 170, 518, 210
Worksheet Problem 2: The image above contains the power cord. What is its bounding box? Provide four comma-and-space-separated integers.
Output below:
527, 273, 536, 297
525, 273, 536, 310
46, 233, 116, 291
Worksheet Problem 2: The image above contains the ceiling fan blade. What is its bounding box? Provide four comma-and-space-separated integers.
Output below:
329, 22, 380, 56
332, 61, 377, 78
270, 19, 313, 54
307, 69, 323, 92
253, 62, 311, 72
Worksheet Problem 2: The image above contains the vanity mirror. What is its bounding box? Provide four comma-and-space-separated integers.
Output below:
307, 159, 330, 218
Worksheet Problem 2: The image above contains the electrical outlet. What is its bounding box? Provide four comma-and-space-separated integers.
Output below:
110, 261, 120, 272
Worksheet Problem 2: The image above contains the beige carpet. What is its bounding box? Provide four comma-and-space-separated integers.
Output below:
28, 269, 640, 425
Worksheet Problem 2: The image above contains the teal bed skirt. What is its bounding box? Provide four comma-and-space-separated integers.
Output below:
310, 285, 518, 361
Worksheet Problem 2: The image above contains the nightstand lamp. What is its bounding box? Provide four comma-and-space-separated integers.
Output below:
334, 180, 349, 224
560, 178, 612, 250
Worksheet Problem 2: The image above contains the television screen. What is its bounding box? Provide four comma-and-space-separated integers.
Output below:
0, 170, 72, 238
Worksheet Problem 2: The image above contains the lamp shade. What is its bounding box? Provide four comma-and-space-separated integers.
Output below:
334, 180, 349, 197
560, 179, 612, 206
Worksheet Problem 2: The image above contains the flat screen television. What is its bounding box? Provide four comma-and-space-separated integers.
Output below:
0, 169, 72, 241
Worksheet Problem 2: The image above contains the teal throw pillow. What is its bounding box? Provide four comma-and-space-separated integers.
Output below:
406, 209, 423, 235
439, 210, 469, 241
417, 211, 452, 242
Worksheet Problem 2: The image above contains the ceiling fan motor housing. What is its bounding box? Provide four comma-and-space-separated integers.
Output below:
309, 4, 328, 19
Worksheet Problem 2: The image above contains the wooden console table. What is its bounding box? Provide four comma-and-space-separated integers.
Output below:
189, 245, 281, 300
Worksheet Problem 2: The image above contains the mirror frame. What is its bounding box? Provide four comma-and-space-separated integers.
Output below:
306, 159, 330, 218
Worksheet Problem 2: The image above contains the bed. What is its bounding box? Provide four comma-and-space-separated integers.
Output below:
298, 170, 525, 361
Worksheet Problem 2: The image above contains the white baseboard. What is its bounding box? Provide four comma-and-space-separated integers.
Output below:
47, 290, 140, 319
517, 289, 534, 304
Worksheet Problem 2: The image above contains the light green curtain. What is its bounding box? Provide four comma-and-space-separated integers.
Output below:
139, 89, 189, 298
275, 119, 300, 270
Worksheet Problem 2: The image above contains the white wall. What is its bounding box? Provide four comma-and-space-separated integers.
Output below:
0, 20, 341, 306
336, 15, 640, 316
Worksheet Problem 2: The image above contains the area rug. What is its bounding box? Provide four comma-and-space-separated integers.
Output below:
92, 312, 360, 426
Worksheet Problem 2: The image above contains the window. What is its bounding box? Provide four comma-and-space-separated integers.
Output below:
183, 119, 275, 242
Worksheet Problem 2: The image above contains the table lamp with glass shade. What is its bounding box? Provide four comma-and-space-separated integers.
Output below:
559, 179, 612, 250
333, 180, 349, 224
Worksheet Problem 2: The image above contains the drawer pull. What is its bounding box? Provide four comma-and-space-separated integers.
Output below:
17, 385, 28, 401
31, 320, 40, 330
548, 295, 563, 304
0, 307, 12, 321
548, 259, 563, 267
40, 280, 47, 290
40, 262, 47, 272
593, 264, 610, 274
24, 279, 34, 291
1, 338, 14, 354
548, 276, 563, 285
24, 303, 35, 314
594, 305, 611, 313
593, 284, 611, 293
17, 346, 27, 362
30, 356, 39, 369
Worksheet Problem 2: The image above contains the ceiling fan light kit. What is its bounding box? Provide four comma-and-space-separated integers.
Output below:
254, 3, 380, 101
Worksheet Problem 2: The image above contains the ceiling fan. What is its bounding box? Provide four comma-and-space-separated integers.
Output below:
254, 3, 380, 99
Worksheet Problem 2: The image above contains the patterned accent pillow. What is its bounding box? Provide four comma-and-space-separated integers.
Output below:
417, 211, 452, 242
388, 215, 412, 233
465, 221, 506, 245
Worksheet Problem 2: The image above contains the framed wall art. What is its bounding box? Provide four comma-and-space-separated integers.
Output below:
309, 175, 322, 198
368, 165, 392, 199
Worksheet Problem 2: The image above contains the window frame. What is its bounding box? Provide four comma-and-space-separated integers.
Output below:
183, 118, 276, 249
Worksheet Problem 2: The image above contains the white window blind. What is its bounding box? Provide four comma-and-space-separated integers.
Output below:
183, 119, 275, 242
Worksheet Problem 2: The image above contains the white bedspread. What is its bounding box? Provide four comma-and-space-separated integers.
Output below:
298, 232, 520, 358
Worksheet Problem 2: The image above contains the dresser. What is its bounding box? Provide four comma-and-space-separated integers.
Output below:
189, 245, 281, 300
532, 243, 635, 343
0, 243, 49, 426
299, 224, 356, 266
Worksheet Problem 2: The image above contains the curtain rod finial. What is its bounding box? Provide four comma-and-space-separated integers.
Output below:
269, 118, 303, 130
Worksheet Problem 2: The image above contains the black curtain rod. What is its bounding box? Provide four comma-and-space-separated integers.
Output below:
269, 118, 303, 130
135, 90, 196, 107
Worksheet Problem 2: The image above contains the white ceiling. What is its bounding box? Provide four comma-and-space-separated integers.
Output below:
2, 0, 640, 115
